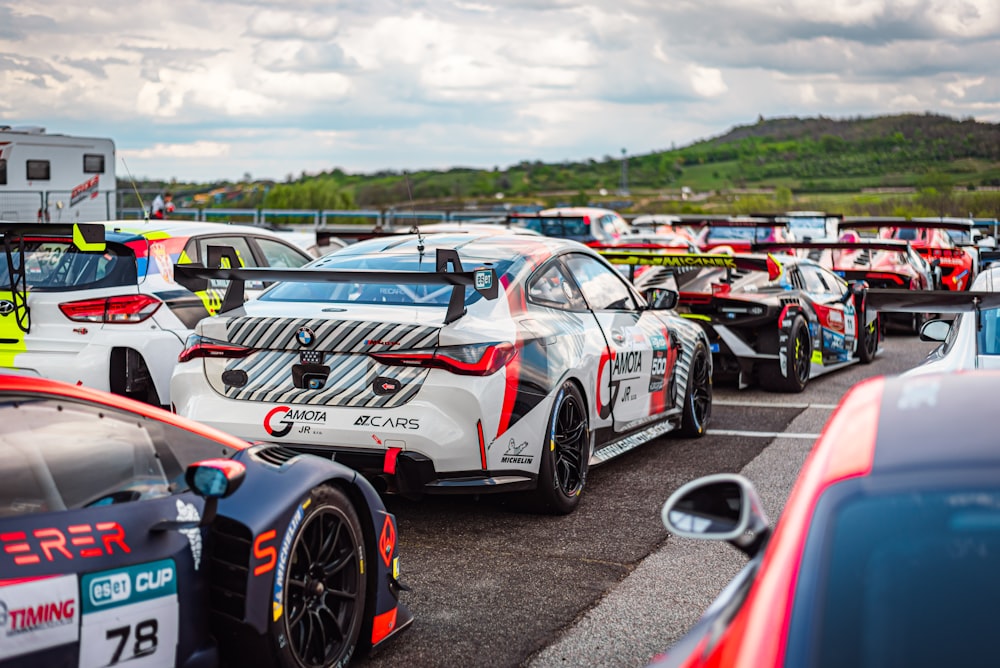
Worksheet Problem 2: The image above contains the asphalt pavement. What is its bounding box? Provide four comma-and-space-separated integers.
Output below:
361, 335, 939, 668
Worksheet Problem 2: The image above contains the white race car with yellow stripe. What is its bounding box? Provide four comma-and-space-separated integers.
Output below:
0, 221, 311, 405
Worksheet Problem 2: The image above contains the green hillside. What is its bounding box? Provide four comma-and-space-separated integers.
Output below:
134, 113, 1000, 218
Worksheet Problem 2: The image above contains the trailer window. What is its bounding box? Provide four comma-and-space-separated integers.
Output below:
0, 159, 6, 185
83, 154, 105, 174
26, 160, 50, 181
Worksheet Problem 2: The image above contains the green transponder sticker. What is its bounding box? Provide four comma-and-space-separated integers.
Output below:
475, 269, 493, 290
72, 223, 106, 252
81, 558, 177, 614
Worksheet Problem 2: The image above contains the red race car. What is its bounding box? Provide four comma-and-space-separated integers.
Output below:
753, 238, 938, 333
840, 217, 977, 291
653, 370, 1000, 667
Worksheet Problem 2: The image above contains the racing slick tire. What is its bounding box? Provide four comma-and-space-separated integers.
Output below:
530, 381, 590, 515
677, 341, 712, 438
269, 484, 367, 668
858, 314, 879, 364
758, 315, 811, 393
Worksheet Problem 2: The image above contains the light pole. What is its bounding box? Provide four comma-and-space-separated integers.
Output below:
620, 148, 629, 196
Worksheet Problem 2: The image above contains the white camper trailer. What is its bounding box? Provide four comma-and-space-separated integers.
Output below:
0, 126, 116, 222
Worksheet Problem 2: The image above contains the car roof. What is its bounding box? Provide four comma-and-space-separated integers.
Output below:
92, 220, 289, 243
832, 372, 1000, 479
324, 231, 580, 262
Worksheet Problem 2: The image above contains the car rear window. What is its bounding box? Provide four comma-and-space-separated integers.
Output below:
0, 239, 137, 291
706, 226, 778, 242
520, 217, 592, 240
785, 478, 1000, 667
260, 254, 514, 307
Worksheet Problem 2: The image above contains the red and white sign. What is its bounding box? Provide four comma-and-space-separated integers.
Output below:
70, 175, 100, 207
0, 574, 79, 661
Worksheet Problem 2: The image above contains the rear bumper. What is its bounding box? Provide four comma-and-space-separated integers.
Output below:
280, 443, 536, 497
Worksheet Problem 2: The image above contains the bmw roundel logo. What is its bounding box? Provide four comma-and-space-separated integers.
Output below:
0, 300, 14, 317
296, 326, 316, 348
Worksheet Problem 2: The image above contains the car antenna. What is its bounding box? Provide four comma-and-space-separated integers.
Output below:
403, 170, 426, 261
121, 157, 148, 222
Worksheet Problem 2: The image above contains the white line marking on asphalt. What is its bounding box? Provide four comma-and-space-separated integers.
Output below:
707, 429, 821, 439
713, 400, 839, 410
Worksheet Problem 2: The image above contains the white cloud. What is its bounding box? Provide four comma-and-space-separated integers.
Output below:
121, 141, 231, 159
0, 0, 996, 181
688, 66, 727, 97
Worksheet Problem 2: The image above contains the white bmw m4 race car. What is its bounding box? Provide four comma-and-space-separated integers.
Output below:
170, 232, 714, 513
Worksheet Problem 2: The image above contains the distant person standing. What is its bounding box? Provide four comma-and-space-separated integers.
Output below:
151, 191, 174, 219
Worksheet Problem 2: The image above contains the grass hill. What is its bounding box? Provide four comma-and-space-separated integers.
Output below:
133, 113, 1000, 218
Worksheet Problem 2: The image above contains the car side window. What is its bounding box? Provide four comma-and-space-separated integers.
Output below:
193, 236, 256, 268
564, 254, 637, 311
821, 267, 847, 297
802, 266, 831, 294
255, 237, 312, 268
527, 262, 586, 311
0, 397, 234, 517
0, 399, 168, 515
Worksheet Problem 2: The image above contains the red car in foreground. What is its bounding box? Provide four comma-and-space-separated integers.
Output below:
653, 370, 1000, 668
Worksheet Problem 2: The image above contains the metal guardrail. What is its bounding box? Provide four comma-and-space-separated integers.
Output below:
3, 190, 533, 229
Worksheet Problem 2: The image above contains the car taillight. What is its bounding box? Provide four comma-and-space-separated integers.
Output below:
59, 294, 162, 323
369, 342, 516, 376
178, 334, 255, 363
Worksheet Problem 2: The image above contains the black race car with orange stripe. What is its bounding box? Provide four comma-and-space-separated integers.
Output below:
0, 374, 410, 668
170, 232, 714, 515
603, 250, 880, 392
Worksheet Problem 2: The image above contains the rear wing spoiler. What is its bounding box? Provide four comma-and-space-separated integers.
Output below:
596, 250, 784, 281
866, 289, 1000, 315
839, 218, 974, 232
0, 223, 106, 250
0, 223, 107, 334
174, 246, 500, 325
701, 217, 790, 229
752, 240, 911, 255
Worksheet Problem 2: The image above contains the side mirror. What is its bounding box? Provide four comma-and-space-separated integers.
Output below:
151, 459, 246, 532
643, 287, 679, 310
187, 459, 246, 498
661, 473, 770, 557
919, 319, 951, 343
930, 257, 942, 268
841, 280, 865, 305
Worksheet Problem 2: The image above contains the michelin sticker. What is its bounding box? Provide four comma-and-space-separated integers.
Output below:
0, 575, 79, 662
273, 499, 309, 622
79, 559, 179, 668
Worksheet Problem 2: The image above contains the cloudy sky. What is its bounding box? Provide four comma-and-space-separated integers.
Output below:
2, 0, 998, 183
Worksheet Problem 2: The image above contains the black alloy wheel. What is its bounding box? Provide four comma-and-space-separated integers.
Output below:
272, 485, 366, 668
531, 382, 590, 514
678, 343, 712, 437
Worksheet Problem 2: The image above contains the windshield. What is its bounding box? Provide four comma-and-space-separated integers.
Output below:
0, 239, 136, 291
261, 253, 514, 307
786, 479, 1000, 667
